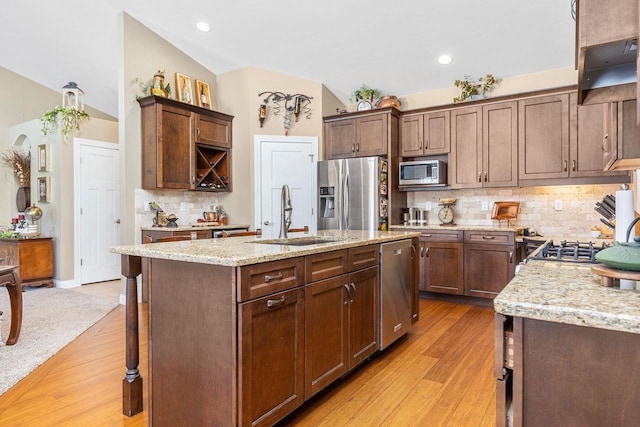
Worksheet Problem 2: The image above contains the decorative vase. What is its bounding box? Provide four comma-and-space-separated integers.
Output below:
16, 186, 31, 212
377, 96, 401, 109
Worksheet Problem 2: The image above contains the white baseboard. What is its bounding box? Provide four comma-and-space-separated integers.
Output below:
55, 279, 79, 289
118, 277, 143, 305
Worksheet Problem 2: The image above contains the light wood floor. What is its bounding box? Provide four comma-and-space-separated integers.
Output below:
0, 297, 495, 426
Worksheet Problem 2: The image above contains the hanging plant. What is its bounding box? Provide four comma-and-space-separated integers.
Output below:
1, 148, 31, 187
39, 106, 90, 140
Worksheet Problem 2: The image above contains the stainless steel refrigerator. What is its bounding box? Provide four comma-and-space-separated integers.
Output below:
317, 157, 388, 231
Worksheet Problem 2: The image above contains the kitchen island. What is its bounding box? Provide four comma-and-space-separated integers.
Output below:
494, 260, 640, 426
111, 229, 420, 426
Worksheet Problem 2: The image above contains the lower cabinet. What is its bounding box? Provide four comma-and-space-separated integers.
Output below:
463, 231, 516, 298
304, 265, 379, 399
238, 287, 305, 427
418, 231, 464, 295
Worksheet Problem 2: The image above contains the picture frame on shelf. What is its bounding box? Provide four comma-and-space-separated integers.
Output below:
175, 73, 193, 104
37, 176, 50, 203
37, 144, 50, 172
195, 80, 212, 109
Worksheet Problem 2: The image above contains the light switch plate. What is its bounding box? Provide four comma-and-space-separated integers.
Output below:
144, 201, 150, 212
482, 201, 489, 211
425, 202, 432, 211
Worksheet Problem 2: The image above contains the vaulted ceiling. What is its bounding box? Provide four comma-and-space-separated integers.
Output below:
0, 0, 576, 118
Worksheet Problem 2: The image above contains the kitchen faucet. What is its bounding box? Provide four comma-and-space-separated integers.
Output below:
280, 184, 292, 238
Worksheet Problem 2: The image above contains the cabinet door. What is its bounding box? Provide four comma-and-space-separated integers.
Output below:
423, 110, 451, 155
239, 287, 305, 427
464, 244, 515, 298
518, 94, 570, 180
450, 106, 483, 188
400, 114, 424, 157
422, 241, 464, 295
195, 114, 231, 148
325, 119, 356, 159
578, 0, 637, 48
305, 275, 349, 398
157, 104, 194, 189
616, 100, 640, 163
348, 266, 379, 368
356, 114, 388, 157
483, 101, 518, 187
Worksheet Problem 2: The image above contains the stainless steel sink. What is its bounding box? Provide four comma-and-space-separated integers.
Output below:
250, 236, 347, 246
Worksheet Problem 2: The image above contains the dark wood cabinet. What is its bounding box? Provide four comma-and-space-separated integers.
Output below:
0, 237, 54, 289
304, 247, 379, 399
463, 231, 516, 298
450, 101, 517, 188
604, 99, 640, 170
418, 231, 464, 295
400, 110, 450, 157
138, 95, 233, 192
239, 287, 305, 427
324, 108, 399, 159
518, 93, 570, 181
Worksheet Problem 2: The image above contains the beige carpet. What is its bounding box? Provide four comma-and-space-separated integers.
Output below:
0, 287, 119, 395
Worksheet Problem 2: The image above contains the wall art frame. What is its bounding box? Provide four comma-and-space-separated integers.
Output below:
38, 144, 50, 172
37, 176, 51, 203
195, 80, 212, 109
175, 73, 193, 105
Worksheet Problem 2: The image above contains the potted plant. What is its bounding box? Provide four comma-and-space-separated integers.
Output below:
453, 74, 497, 103
350, 84, 381, 111
39, 106, 90, 141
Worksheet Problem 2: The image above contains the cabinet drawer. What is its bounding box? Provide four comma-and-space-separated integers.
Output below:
238, 257, 305, 301
464, 230, 514, 245
419, 230, 463, 242
305, 249, 348, 283
174, 230, 212, 240
348, 244, 379, 271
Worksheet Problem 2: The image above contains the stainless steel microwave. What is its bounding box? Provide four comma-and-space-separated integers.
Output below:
399, 160, 447, 186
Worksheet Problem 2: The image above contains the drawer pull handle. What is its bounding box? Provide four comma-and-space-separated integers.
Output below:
482, 236, 496, 240
509, 251, 514, 263
264, 271, 283, 282
425, 247, 429, 258
350, 283, 357, 301
267, 296, 286, 308
344, 284, 351, 304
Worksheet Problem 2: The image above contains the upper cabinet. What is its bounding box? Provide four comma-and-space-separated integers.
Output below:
400, 110, 450, 157
138, 96, 233, 192
449, 100, 517, 188
324, 108, 399, 159
576, 0, 639, 106
604, 99, 640, 169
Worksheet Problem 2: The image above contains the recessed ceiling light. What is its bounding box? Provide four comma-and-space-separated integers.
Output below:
196, 21, 211, 32
438, 55, 453, 65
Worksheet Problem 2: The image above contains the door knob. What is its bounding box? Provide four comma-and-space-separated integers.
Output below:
263, 221, 272, 226
115, 219, 121, 224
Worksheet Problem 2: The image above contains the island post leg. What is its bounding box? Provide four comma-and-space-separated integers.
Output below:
121, 254, 143, 416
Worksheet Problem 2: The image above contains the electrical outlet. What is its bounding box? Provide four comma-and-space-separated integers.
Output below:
554, 199, 563, 211
144, 201, 150, 212
180, 202, 187, 212
425, 202, 432, 211
481, 201, 489, 211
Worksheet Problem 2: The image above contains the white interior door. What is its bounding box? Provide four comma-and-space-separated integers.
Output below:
76, 139, 121, 284
254, 135, 318, 238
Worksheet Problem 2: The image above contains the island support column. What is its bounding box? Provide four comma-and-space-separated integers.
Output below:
121, 254, 143, 416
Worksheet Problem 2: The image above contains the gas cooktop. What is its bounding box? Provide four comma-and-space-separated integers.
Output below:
525, 239, 610, 263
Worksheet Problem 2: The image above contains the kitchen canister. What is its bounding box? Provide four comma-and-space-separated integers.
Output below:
615, 184, 636, 289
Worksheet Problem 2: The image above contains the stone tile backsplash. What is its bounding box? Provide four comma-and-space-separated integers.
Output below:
408, 184, 626, 239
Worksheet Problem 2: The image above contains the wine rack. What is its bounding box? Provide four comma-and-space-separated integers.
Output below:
195, 144, 231, 191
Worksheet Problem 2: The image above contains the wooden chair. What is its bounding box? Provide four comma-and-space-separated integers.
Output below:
221, 228, 262, 238
143, 235, 193, 244
288, 225, 309, 234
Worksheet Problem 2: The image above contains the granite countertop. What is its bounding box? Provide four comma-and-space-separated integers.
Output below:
494, 260, 640, 334
390, 224, 522, 233
111, 229, 420, 267
140, 223, 250, 232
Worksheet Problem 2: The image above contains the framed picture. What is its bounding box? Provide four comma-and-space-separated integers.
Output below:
38, 144, 50, 172
195, 80, 212, 109
38, 176, 51, 203
175, 73, 193, 104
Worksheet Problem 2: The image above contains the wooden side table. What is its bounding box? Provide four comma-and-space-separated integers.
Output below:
0, 265, 23, 345
0, 237, 54, 290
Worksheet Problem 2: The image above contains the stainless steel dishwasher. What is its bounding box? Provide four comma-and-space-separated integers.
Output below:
379, 239, 413, 350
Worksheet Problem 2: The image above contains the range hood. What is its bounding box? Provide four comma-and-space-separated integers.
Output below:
582, 39, 637, 90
